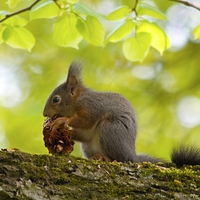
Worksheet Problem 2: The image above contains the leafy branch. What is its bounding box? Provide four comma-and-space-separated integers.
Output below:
1, 0, 200, 24
168, 0, 200, 11
0, 0, 41, 23
0, 0, 200, 61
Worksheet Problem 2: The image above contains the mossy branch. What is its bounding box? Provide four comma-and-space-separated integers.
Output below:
0, 150, 200, 199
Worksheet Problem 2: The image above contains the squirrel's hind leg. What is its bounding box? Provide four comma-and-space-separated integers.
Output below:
97, 117, 137, 162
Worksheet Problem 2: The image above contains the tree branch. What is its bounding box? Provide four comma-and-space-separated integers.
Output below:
168, 0, 200, 11
1, 150, 200, 199
0, 0, 41, 23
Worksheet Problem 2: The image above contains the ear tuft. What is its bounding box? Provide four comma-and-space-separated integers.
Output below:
66, 61, 83, 96
67, 62, 82, 80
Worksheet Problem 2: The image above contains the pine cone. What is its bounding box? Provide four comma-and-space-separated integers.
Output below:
43, 116, 75, 154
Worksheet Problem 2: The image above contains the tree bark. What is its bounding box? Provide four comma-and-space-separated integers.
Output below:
0, 150, 199, 200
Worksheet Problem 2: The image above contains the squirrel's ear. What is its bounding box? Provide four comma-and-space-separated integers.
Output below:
67, 74, 79, 95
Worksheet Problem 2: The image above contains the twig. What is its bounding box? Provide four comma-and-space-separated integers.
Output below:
54, 0, 62, 9
132, 0, 139, 17
168, 0, 200, 11
0, 0, 41, 23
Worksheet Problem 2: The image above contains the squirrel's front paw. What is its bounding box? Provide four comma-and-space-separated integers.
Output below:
51, 117, 73, 132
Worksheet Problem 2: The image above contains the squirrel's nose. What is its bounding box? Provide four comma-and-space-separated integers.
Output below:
43, 109, 48, 117
43, 112, 47, 117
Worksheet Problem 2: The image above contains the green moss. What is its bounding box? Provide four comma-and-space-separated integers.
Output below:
0, 150, 200, 199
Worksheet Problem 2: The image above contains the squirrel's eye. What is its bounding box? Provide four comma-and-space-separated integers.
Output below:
52, 95, 61, 104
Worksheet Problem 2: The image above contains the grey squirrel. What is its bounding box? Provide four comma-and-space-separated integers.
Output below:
43, 62, 200, 167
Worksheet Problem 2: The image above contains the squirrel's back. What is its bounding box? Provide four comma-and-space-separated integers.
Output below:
77, 89, 136, 117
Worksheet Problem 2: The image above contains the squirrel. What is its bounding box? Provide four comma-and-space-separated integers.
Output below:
43, 62, 200, 167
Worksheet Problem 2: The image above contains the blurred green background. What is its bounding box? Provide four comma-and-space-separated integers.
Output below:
1, 0, 200, 160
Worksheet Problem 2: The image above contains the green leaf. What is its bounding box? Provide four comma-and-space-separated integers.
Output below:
3, 15, 28, 26
107, 6, 130, 21
137, 21, 170, 54
6, 0, 21, 8
193, 24, 200, 39
66, 0, 78, 4
136, 3, 167, 20
0, 26, 6, 45
122, 0, 136, 8
77, 16, 105, 46
106, 20, 136, 43
123, 32, 152, 62
53, 13, 83, 49
30, 1, 60, 20
3, 26, 35, 51
73, 2, 105, 19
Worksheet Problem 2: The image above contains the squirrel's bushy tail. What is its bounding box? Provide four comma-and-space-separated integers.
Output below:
136, 145, 200, 167
171, 145, 200, 167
